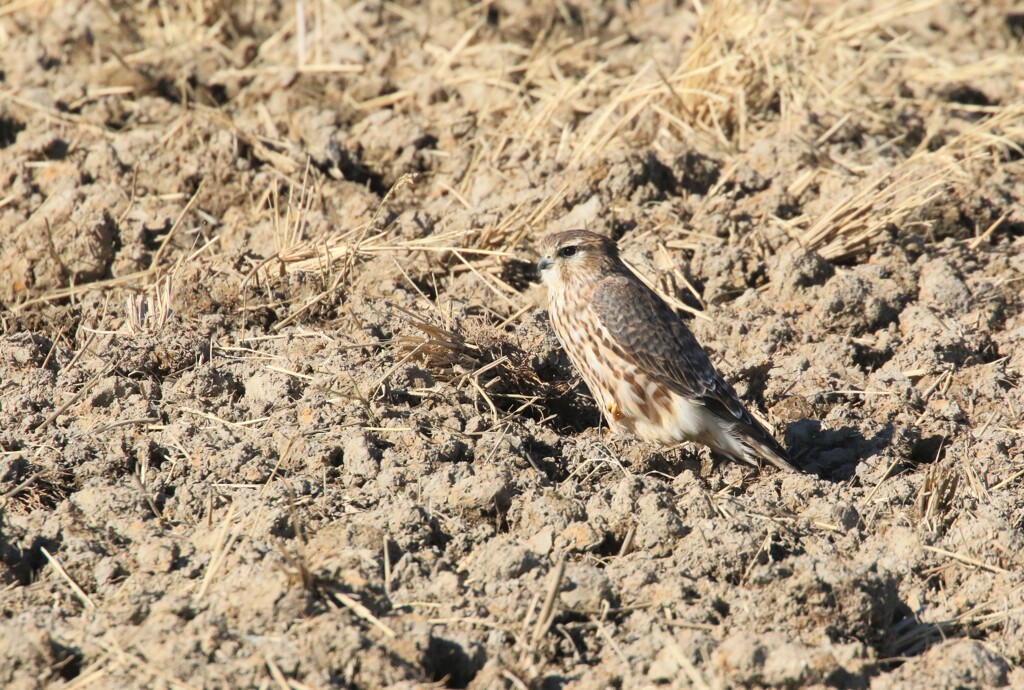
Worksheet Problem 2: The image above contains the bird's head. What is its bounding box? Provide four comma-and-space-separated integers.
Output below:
537, 230, 623, 289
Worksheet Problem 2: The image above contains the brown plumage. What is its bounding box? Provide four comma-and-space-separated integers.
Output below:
538, 229, 796, 472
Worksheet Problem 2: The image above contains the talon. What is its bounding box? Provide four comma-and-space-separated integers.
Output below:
606, 401, 625, 421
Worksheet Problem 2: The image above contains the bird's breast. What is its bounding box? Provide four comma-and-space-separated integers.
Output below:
548, 297, 686, 443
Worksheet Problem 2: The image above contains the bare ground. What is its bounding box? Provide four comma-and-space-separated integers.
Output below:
2, 1, 1024, 688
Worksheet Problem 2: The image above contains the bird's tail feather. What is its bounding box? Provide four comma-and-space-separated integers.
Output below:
707, 409, 797, 472
740, 434, 797, 472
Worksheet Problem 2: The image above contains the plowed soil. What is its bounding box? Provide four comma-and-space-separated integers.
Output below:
2, 1, 1024, 688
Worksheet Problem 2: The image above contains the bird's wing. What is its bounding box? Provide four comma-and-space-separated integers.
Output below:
591, 274, 794, 470
591, 275, 740, 415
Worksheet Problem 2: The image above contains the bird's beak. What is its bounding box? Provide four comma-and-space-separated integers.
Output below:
537, 256, 553, 272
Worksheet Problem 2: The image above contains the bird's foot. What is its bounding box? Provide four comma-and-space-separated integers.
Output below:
606, 401, 625, 422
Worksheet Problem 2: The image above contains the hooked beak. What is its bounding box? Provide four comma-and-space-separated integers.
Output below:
537, 256, 554, 272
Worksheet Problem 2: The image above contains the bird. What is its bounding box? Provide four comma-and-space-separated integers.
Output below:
537, 229, 796, 472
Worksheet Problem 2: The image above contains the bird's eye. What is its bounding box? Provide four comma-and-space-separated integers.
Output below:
558, 246, 578, 258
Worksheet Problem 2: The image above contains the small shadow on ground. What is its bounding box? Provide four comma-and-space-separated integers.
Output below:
785, 420, 895, 480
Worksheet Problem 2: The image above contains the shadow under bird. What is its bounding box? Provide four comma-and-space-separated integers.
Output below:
538, 229, 797, 472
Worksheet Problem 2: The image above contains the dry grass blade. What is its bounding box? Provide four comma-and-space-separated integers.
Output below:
915, 463, 958, 534
801, 104, 1024, 260
922, 545, 1014, 576
392, 304, 560, 419
799, 160, 955, 261
60, 662, 113, 690
667, 642, 721, 690
0, 454, 72, 515
41, 546, 96, 610
13, 265, 162, 311
673, 0, 779, 145
531, 559, 565, 648
196, 504, 241, 600
273, 489, 397, 640
31, 365, 116, 434
0, 470, 43, 504
96, 636, 200, 690
264, 655, 292, 690
327, 590, 397, 639
393, 304, 483, 379
823, 0, 943, 41
887, 584, 1024, 657
517, 558, 566, 669
153, 179, 205, 267
273, 173, 419, 275
565, 0, 947, 153
122, 275, 175, 335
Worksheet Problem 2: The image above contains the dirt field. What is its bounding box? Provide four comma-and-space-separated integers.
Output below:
2, 0, 1024, 688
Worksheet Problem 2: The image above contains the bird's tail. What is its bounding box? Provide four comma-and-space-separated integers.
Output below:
705, 405, 797, 472
738, 431, 797, 472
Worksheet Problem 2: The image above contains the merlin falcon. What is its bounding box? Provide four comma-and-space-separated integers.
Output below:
538, 230, 796, 472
